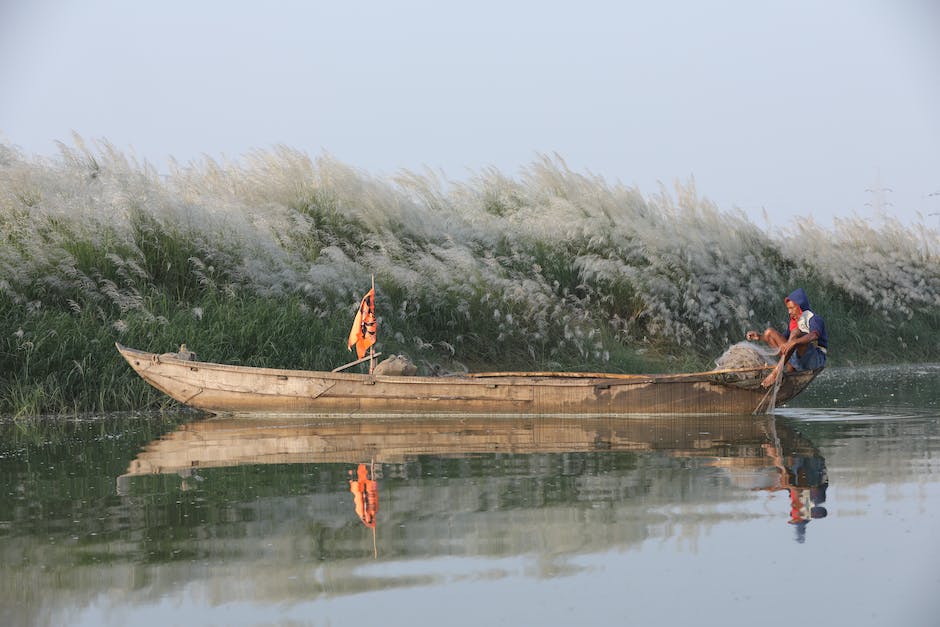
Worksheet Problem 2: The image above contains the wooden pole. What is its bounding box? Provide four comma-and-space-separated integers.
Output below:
370, 457, 377, 559
369, 274, 375, 374
331, 352, 382, 373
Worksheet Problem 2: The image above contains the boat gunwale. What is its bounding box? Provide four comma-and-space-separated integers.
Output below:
115, 342, 776, 386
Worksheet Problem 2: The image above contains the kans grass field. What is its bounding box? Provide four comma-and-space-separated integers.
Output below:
1, 137, 938, 416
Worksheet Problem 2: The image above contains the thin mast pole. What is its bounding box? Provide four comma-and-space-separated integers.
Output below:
369, 274, 375, 374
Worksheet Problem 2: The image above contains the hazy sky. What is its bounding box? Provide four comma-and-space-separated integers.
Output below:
2, 0, 938, 227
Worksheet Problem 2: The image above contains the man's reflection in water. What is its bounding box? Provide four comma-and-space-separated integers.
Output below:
763, 441, 828, 543
349, 462, 379, 528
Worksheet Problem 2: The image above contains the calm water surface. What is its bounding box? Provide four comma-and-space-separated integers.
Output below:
1, 364, 938, 627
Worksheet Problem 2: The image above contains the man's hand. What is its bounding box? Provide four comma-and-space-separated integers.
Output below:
746, 331, 760, 341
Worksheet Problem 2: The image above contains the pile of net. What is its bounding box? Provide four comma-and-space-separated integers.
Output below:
373, 354, 418, 376
715, 342, 777, 370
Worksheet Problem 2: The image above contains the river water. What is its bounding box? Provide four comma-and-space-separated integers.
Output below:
1, 364, 938, 627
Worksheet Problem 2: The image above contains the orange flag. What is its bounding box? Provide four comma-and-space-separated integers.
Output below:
347, 288, 376, 359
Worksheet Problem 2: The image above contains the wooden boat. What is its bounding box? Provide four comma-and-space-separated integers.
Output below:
116, 343, 822, 416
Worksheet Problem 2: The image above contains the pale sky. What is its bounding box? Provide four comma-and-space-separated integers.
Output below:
2, 0, 939, 227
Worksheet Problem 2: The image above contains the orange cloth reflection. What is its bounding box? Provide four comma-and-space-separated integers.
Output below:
349, 463, 379, 528
789, 487, 807, 524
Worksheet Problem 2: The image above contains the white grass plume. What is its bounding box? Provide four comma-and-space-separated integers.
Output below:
2, 136, 937, 358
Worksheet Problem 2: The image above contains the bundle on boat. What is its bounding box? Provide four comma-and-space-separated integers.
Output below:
714, 342, 778, 381
372, 354, 418, 376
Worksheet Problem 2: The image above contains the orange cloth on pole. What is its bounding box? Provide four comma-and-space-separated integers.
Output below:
347, 288, 376, 359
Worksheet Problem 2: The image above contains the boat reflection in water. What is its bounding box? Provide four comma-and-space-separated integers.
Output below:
119, 414, 829, 542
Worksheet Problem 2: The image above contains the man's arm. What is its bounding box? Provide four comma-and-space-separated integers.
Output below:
761, 330, 819, 387
784, 330, 819, 354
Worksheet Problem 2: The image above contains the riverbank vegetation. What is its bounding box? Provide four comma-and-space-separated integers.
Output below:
2, 137, 938, 415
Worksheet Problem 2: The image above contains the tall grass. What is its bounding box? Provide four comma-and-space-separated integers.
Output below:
2, 136, 938, 414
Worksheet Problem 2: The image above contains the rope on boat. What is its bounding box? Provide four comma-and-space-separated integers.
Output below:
467, 365, 771, 380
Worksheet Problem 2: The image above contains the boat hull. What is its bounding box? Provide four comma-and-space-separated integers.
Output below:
116, 344, 821, 416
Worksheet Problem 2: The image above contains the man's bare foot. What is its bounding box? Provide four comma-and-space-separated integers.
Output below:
761, 369, 779, 388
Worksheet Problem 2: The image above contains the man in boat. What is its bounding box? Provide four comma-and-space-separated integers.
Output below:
746, 287, 828, 388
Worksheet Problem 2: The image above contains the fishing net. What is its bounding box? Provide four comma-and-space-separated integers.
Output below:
373, 354, 418, 376
715, 342, 786, 415
715, 341, 777, 370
